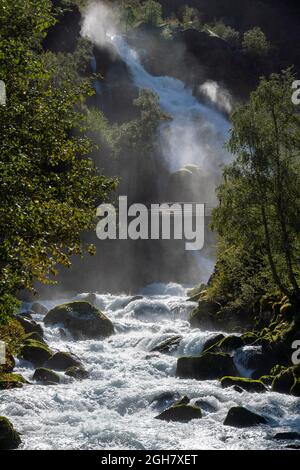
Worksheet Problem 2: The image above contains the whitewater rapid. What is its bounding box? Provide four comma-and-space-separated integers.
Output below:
1, 284, 299, 450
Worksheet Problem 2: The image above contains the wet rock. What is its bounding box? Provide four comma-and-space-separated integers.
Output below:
31, 302, 48, 316
33, 368, 60, 385
150, 335, 182, 354
65, 366, 89, 380
274, 432, 300, 441
218, 335, 244, 352
202, 334, 225, 353
19, 340, 52, 367
45, 352, 82, 371
194, 399, 218, 413
18, 311, 33, 319
24, 332, 47, 344
272, 366, 299, 395
0, 373, 27, 390
14, 316, 44, 337
0, 417, 21, 450
220, 376, 266, 393
174, 396, 190, 406
189, 300, 221, 329
176, 352, 237, 380
151, 392, 179, 408
155, 404, 202, 422
44, 301, 114, 339
241, 332, 258, 345
224, 406, 267, 427
259, 375, 274, 387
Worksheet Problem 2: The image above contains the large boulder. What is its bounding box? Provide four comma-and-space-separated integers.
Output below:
224, 407, 267, 427
45, 352, 82, 371
0, 373, 27, 390
220, 376, 267, 393
44, 301, 114, 339
155, 404, 202, 422
0, 417, 21, 450
33, 368, 60, 385
176, 352, 237, 380
20, 339, 52, 367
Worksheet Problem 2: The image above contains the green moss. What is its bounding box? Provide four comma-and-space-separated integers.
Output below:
220, 376, 266, 393
259, 375, 275, 386
44, 301, 114, 339
20, 339, 52, 367
272, 366, 299, 394
0, 373, 27, 390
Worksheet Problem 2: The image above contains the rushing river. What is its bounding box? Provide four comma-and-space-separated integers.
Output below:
1, 283, 299, 450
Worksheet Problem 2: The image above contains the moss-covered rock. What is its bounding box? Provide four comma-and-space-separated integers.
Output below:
24, 331, 47, 344
14, 315, 44, 337
176, 352, 237, 380
150, 335, 182, 354
45, 351, 82, 371
241, 332, 258, 345
220, 376, 266, 393
202, 334, 225, 353
272, 366, 299, 394
155, 404, 202, 422
19, 339, 52, 367
33, 368, 60, 384
259, 375, 274, 386
0, 417, 21, 450
206, 334, 244, 354
218, 335, 244, 352
0, 373, 27, 390
224, 406, 267, 427
189, 300, 221, 329
44, 301, 114, 339
65, 366, 89, 380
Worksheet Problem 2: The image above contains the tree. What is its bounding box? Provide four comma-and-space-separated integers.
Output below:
0, 0, 116, 313
212, 70, 300, 306
141, 0, 163, 27
182, 6, 202, 31
242, 27, 270, 57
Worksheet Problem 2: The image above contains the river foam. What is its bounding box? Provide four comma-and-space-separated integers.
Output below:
1, 284, 299, 450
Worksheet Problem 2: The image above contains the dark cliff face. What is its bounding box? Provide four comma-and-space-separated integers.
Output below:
43, 1, 82, 53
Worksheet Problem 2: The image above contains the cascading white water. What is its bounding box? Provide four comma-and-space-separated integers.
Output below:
110, 34, 231, 181
1, 284, 299, 450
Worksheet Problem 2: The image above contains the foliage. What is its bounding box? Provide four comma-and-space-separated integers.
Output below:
242, 27, 270, 57
204, 21, 240, 47
182, 6, 202, 31
210, 70, 300, 309
0, 0, 117, 316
